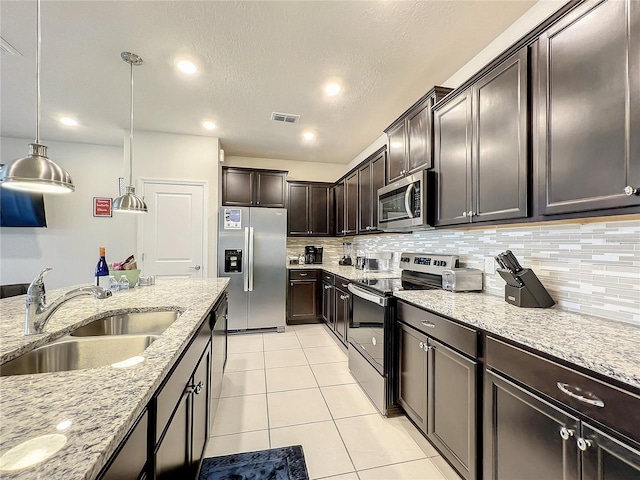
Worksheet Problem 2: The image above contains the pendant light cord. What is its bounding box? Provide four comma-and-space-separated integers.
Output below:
35, 0, 41, 144
129, 59, 134, 185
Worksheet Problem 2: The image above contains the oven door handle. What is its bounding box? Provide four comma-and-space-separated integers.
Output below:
348, 283, 389, 307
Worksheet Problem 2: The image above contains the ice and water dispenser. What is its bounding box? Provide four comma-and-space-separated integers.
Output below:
224, 249, 243, 273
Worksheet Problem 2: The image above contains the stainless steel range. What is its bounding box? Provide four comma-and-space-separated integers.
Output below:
347, 253, 459, 416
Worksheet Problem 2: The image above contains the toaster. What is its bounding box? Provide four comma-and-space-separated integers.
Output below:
441, 268, 483, 292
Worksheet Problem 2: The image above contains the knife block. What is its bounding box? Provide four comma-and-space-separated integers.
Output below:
497, 268, 555, 308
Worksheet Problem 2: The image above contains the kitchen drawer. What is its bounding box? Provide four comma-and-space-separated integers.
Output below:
396, 301, 478, 358
486, 336, 640, 445
156, 316, 212, 443
289, 269, 318, 281
335, 276, 351, 290
322, 271, 335, 284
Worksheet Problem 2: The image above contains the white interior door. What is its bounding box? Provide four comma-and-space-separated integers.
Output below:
140, 181, 206, 279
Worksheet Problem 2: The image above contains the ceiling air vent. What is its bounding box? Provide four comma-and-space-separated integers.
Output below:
271, 112, 300, 124
0, 37, 22, 56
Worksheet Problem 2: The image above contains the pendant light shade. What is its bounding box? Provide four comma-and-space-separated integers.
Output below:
113, 51, 147, 214
0, 0, 75, 194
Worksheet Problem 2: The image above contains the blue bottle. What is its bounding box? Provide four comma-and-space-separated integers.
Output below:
95, 246, 109, 287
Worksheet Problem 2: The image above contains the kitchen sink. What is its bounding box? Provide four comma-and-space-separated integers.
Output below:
70, 310, 180, 337
0, 335, 159, 376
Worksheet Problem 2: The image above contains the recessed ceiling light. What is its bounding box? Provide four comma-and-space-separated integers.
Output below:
59, 117, 77, 127
177, 59, 197, 75
324, 82, 341, 96
302, 131, 315, 141
202, 121, 216, 130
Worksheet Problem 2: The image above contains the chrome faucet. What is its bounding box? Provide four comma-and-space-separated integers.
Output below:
25, 267, 112, 335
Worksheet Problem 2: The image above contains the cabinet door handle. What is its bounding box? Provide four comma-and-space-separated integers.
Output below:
324, 285, 332, 290
624, 185, 638, 196
556, 382, 605, 408
577, 437, 592, 451
187, 380, 203, 395
419, 341, 424, 349
340, 294, 349, 300
421, 321, 436, 328
462, 211, 467, 217
559, 427, 575, 441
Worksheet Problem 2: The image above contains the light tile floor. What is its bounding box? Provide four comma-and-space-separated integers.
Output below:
208, 323, 462, 480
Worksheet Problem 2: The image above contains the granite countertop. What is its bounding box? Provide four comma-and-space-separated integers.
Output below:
0, 278, 229, 480
287, 262, 400, 281
394, 289, 640, 391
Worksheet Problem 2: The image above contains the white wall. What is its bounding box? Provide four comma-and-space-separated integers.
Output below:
133, 132, 220, 277
1, 137, 136, 289
1, 132, 221, 289
224, 155, 347, 183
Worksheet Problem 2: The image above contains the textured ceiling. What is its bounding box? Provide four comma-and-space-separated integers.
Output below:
1, 1, 537, 164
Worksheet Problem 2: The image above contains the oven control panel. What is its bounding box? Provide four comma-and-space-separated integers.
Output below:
399, 253, 459, 275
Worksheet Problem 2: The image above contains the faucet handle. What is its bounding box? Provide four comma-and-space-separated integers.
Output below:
27, 267, 53, 300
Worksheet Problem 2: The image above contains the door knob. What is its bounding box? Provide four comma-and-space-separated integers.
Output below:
559, 427, 575, 441
190, 265, 201, 271
577, 437, 592, 451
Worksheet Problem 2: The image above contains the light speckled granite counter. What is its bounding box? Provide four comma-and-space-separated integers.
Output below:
287, 262, 400, 281
393, 289, 640, 391
0, 278, 228, 480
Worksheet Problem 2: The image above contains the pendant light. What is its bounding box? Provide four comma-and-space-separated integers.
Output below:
0, 0, 75, 194
112, 52, 148, 213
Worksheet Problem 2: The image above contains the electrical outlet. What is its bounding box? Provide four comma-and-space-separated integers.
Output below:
484, 256, 496, 274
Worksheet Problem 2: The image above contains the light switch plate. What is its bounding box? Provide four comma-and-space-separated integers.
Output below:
484, 256, 497, 274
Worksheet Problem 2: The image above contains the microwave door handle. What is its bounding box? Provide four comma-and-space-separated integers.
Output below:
404, 183, 415, 218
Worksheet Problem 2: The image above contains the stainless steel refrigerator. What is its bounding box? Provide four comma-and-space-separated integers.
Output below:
217, 207, 286, 331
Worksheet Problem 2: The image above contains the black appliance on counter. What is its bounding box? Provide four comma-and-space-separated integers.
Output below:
347, 252, 459, 416
495, 250, 555, 308
304, 245, 323, 264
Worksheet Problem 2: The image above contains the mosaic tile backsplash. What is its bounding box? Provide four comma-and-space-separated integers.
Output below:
287, 218, 640, 325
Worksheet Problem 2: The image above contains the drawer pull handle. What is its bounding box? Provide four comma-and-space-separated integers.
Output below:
556, 382, 604, 408
342, 284, 349, 288
577, 437, 592, 451
298, 273, 308, 277
559, 427, 575, 441
421, 321, 436, 328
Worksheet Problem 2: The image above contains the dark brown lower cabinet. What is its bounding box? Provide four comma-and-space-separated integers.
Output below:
484, 371, 640, 480
484, 370, 580, 480
397, 321, 477, 480
397, 323, 428, 432
321, 280, 334, 329
428, 339, 477, 480
581, 424, 640, 480
287, 270, 320, 324
334, 285, 350, 344
99, 410, 149, 480
156, 342, 211, 479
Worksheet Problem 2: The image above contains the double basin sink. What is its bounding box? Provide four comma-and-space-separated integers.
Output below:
0, 310, 180, 376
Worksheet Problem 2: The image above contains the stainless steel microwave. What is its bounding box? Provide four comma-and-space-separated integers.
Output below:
377, 170, 433, 230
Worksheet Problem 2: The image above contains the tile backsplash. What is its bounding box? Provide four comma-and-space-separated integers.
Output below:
287, 217, 640, 325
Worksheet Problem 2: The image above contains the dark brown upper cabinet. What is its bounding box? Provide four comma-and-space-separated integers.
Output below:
286, 181, 333, 236
385, 87, 453, 184
434, 47, 529, 226
333, 181, 346, 236
222, 167, 287, 208
345, 170, 358, 236
535, 0, 640, 215
358, 148, 386, 233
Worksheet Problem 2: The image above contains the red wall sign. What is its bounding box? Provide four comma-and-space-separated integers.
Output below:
93, 197, 112, 217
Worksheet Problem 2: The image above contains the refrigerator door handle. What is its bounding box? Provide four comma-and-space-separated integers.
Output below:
243, 227, 250, 292
249, 226, 255, 292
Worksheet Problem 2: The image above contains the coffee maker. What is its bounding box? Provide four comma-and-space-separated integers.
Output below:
305, 246, 323, 264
